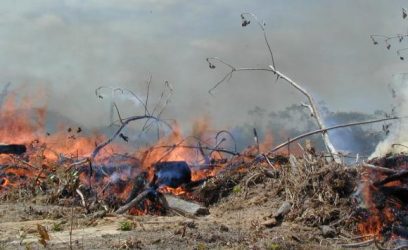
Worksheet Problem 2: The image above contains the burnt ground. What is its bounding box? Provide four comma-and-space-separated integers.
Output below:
0, 158, 367, 250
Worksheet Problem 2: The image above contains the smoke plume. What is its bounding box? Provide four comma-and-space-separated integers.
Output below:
371, 73, 408, 158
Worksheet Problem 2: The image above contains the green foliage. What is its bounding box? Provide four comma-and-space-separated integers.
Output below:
118, 220, 133, 231
232, 185, 242, 193
264, 242, 281, 250
196, 243, 207, 250
52, 222, 63, 232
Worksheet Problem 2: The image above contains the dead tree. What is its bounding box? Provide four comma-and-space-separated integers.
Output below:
207, 13, 341, 162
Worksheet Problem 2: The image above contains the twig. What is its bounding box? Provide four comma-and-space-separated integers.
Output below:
362, 162, 398, 174
76, 189, 87, 209
263, 154, 275, 168
96, 86, 149, 115
9, 155, 39, 170
241, 12, 276, 70
341, 239, 375, 248
392, 143, 408, 150
65, 158, 89, 172
206, 57, 271, 95
215, 130, 238, 153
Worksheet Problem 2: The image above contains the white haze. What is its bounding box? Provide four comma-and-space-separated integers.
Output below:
371, 74, 408, 158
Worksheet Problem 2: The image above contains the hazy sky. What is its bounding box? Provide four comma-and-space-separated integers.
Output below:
0, 0, 407, 130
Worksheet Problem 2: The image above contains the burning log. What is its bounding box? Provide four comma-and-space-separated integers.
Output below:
0, 144, 26, 155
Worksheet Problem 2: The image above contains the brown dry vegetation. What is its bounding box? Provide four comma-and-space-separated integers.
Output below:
0, 154, 365, 250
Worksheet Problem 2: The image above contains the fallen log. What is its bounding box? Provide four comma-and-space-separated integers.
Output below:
116, 189, 152, 214
0, 144, 26, 155
164, 194, 209, 216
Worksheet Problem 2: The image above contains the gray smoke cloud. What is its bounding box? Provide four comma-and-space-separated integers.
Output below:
0, 0, 406, 135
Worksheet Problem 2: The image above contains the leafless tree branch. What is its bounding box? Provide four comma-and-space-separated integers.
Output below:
269, 116, 401, 154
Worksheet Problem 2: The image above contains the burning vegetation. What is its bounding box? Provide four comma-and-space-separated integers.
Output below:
2, 10, 408, 250
0, 84, 405, 249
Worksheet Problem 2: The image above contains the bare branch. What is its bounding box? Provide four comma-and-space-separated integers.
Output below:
113, 103, 124, 125
362, 162, 398, 174
269, 116, 400, 154
206, 57, 272, 94
268, 64, 340, 162
241, 12, 276, 69
215, 130, 238, 153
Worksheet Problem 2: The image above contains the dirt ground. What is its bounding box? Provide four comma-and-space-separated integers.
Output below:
0, 163, 366, 250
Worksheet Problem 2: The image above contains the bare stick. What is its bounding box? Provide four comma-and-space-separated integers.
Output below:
269, 116, 400, 154
362, 162, 398, 174
116, 189, 151, 214
341, 239, 374, 248
76, 189, 87, 208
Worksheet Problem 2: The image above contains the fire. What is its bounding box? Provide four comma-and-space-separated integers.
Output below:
0, 89, 243, 214
357, 158, 408, 240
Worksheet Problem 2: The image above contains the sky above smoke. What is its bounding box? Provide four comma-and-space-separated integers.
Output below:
0, 0, 407, 130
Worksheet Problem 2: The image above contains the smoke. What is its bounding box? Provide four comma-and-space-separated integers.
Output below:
370, 74, 408, 158
0, 0, 405, 144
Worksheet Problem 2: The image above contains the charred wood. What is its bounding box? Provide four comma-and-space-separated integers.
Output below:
374, 170, 408, 187
380, 186, 408, 204
0, 144, 26, 155
150, 161, 191, 189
